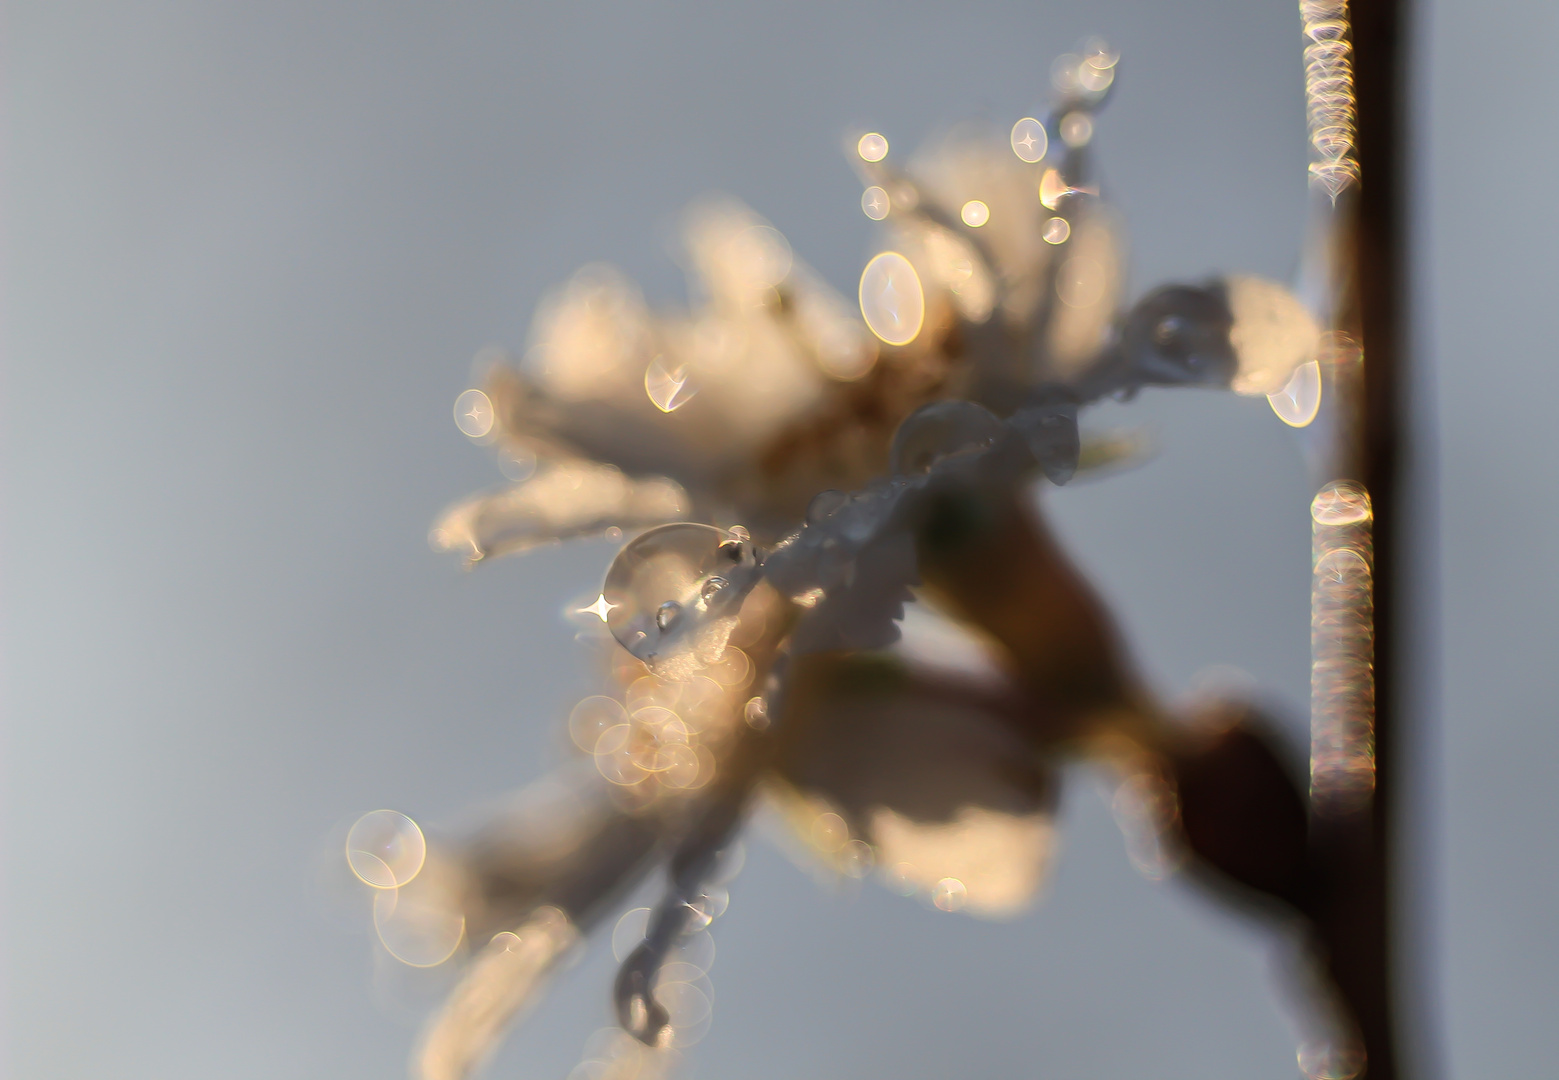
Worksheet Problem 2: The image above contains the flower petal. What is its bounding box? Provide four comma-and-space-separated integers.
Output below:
414, 908, 579, 1080
772, 654, 1059, 917
430, 462, 687, 564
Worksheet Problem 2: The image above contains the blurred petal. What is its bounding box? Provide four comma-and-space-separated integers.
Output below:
1225, 275, 1322, 396
872, 804, 1054, 917
1046, 203, 1123, 379
524, 265, 653, 404
430, 462, 687, 563
415, 908, 579, 1080
450, 766, 668, 941
772, 654, 1059, 917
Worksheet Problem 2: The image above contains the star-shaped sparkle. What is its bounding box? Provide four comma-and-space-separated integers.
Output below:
579, 594, 617, 622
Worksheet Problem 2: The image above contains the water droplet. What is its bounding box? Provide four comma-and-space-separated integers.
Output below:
1083, 37, 1120, 70
1269, 359, 1323, 427
859, 252, 924, 347
857, 132, 889, 162
806, 489, 850, 525
932, 876, 968, 912
660, 743, 703, 788
1298, 1040, 1366, 1080
346, 810, 426, 889
498, 445, 537, 482
569, 696, 628, 753
890, 400, 1002, 476
453, 389, 494, 438
1311, 482, 1372, 526
710, 842, 746, 885
1014, 399, 1081, 485
693, 887, 729, 923
679, 675, 726, 718
1051, 53, 1083, 93
644, 357, 697, 412
811, 812, 850, 853
1056, 256, 1106, 309
675, 928, 716, 973
960, 199, 990, 228
611, 908, 651, 962
1010, 117, 1049, 163
842, 839, 875, 878
743, 696, 770, 731
1078, 52, 1115, 92
861, 185, 890, 220
656, 601, 682, 632
374, 878, 465, 966
655, 980, 713, 1048
625, 675, 678, 713
602, 524, 759, 674
704, 646, 752, 690
1042, 216, 1071, 244
593, 724, 644, 786
698, 577, 729, 604
1060, 112, 1094, 147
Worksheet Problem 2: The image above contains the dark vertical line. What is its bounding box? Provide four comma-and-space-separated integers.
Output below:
1319, 0, 1412, 1076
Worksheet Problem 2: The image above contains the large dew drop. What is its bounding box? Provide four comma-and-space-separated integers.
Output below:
602, 524, 760, 678
1268, 359, 1323, 427
859, 252, 925, 347
890, 400, 1002, 477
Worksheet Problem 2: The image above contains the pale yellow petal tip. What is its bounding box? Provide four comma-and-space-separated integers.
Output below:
1226, 276, 1322, 397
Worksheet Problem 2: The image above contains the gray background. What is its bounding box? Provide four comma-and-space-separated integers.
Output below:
4, 1, 1549, 1077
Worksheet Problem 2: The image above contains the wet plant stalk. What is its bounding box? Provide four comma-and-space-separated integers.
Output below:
1308, 0, 1413, 1075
